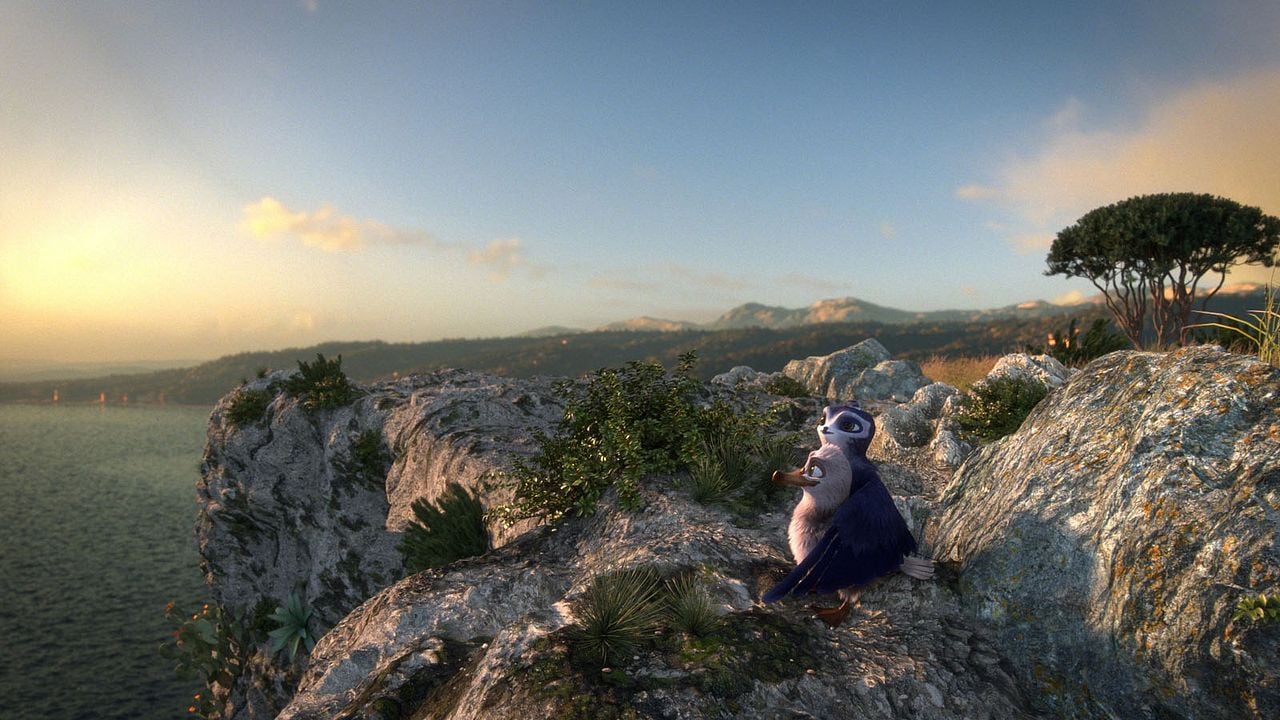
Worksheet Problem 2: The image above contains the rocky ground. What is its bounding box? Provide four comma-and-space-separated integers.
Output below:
194, 343, 1280, 719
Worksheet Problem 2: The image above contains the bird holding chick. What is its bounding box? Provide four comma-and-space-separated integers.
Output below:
764, 401, 933, 626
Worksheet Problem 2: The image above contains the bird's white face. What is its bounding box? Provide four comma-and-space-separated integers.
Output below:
797, 444, 851, 509
818, 405, 874, 452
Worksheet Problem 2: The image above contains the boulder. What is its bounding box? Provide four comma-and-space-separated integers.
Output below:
783, 340, 929, 402
931, 346, 1280, 719
983, 353, 1071, 390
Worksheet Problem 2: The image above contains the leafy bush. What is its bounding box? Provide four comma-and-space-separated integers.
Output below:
574, 567, 666, 666
493, 352, 794, 524
267, 591, 317, 661
225, 388, 273, 428
283, 353, 359, 411
1037, 317, 1129, 366
664, 574, 718, 638
954, 375, 1048, 442
160, 601, 250, 719
399, 482, 490, 573
1232, 593, 1280, 624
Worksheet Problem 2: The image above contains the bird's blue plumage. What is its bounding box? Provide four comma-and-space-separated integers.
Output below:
764, 454, 917, 604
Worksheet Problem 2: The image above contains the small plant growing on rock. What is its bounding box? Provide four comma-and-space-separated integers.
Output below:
954, 375, 1048, 442
267, 591, 317, 661
340, 428, 392, 490
399, 482, 490, 573
1232, 593, 1280, 624
763, 374, 810, 398
284, 353, 359, 411
664, 574, 719, 638
1190, 281, 1280, 368
574, 567, 665, 666
225, 388, 274, 428
160, 600, 250, 718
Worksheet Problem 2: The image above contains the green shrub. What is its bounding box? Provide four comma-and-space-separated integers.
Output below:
1232, 593, 1280, 624
284, 353, 359, 411
687, 453, 734, 504
341, 428, 391, 490
954, 375, 1048, 442
160, 600, 249, 718
492, 352, 793, 524
1036, 317, 1129, 366
399, 482, 490, 573
267, 591, 317, 661
574, 567, 665, 666
763, 374, 810, 398
664, 574, 718, 638
225, 388, 273, 428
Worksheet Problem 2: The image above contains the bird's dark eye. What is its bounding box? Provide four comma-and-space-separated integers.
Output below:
839, 421, 853, 431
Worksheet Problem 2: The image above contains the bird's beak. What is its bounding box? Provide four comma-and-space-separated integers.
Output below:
771, 468, 818, 488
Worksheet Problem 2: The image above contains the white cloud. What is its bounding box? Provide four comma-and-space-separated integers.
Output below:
878, 222, 898, 240
468, 238, 523, 281
966, 66, 1280, 235
241, 197, 430, 252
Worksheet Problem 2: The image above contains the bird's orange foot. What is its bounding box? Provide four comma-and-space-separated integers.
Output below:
808, 600, 851, 627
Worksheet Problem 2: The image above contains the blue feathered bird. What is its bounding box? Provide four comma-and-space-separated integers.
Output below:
763, 402, 933, 626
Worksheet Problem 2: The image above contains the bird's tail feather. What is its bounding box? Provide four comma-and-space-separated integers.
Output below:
900, 555, 935, 580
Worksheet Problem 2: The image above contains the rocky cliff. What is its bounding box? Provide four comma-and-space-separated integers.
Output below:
195, 344, 1280, 719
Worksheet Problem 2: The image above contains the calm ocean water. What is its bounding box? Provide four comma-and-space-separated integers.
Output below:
0, 404, 211, 720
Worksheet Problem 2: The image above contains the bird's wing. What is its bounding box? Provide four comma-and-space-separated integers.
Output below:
763, 479, 917, 603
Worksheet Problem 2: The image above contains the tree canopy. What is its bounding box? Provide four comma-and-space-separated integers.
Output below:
1046, 193, 1280, 348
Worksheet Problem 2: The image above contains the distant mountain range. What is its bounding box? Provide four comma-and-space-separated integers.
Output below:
0, 284, 1266, 405
534, 294, 1103, 336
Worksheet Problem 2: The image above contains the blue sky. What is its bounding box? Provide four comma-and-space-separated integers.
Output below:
4, 1, 1280, 362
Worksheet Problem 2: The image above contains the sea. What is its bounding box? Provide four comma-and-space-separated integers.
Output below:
0, 404, 212, 720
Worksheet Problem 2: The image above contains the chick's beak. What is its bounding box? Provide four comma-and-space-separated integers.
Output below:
771, 468, 819, 488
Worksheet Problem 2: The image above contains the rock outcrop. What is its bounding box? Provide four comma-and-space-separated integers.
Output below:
279, 482, 1034, 720
932, 346, 1280, 718
197, 369, 564, 717
783, 339, 930, 403
195, 341, 1280, 720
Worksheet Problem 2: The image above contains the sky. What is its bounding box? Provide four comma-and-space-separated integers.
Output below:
4, 1, 1280, 363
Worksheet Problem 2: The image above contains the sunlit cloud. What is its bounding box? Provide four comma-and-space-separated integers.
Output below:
241, 197, 431, 252
960, 285, 979, 300
878, 222, 898, 240
468, 238, 523, 281
1053, 289, 1090, 306
962, 66, 1280, 240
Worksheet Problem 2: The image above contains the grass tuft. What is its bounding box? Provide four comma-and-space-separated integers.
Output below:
574, 567, 665, 666
664, 574, 718, 638
1190, 281, 1280, 367
398, 482, 490, 573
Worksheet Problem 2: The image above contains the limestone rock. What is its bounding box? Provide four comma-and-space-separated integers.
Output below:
931, 346, 1280, 719
279, 484, 1036, 720
197, 369, 564, 718
983, 353, 1071, 390
783, 340, 928, 402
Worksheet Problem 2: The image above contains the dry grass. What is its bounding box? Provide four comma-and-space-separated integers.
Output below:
918, 355, 999, 391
